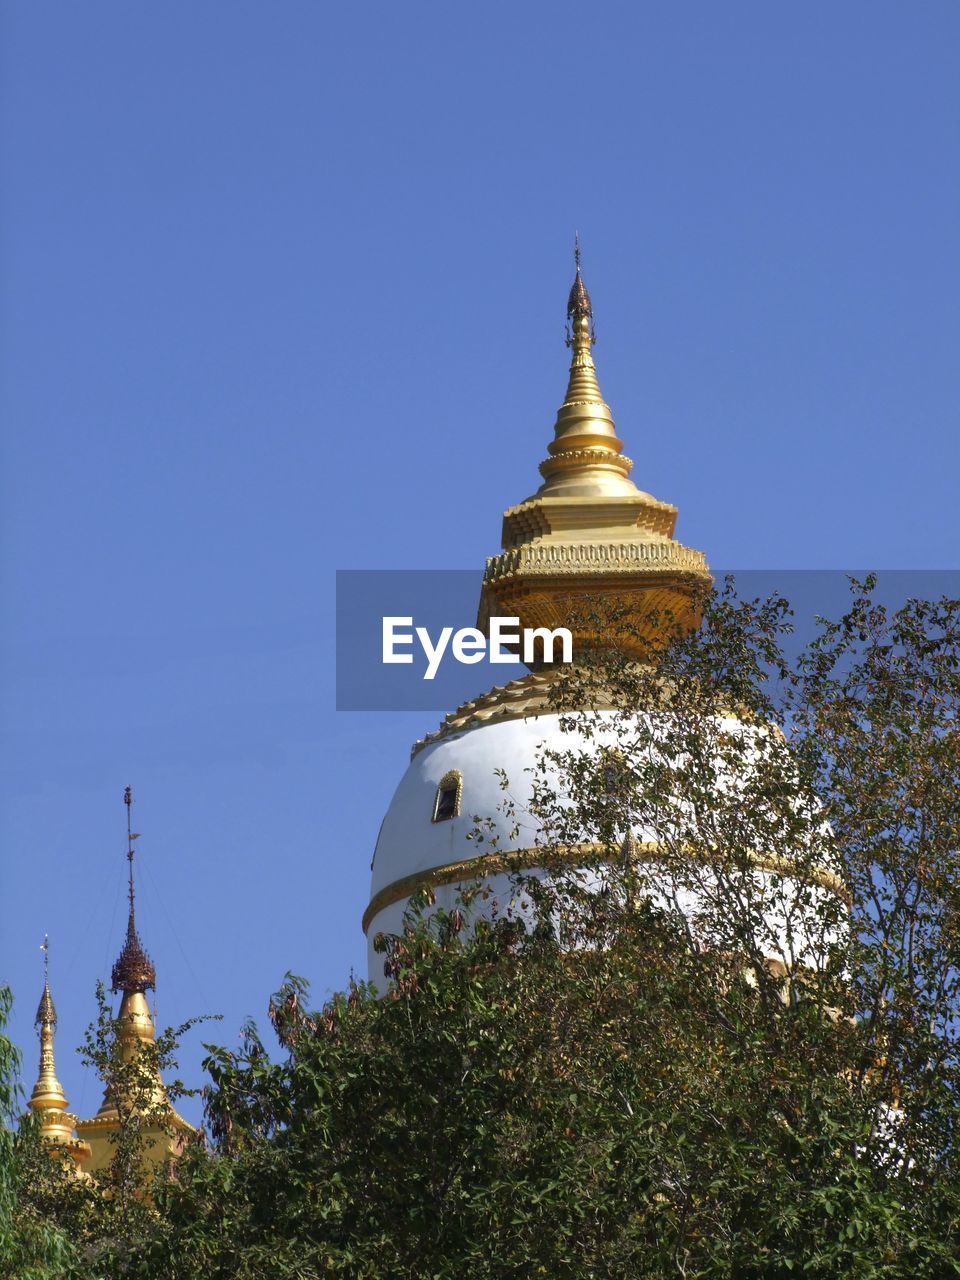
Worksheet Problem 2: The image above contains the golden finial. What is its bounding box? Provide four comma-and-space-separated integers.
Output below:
566, 231, 594, 343
110, 786, 156, 995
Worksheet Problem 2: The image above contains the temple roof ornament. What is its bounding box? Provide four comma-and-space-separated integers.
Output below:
110, 786, 156, 995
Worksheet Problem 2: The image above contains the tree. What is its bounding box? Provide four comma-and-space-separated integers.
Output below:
0, 985, 79, 1280
13, 580, 960, 1278
8, 985, 210, 1279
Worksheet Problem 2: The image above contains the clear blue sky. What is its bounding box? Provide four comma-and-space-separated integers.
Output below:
1, 3, 958, 1124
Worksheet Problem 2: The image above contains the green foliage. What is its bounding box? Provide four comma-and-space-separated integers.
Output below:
10, 581, 960, 1277
0, 985, 79, 1280
79, 983, 209, 1214
7, 984, 213, 1278
158, 908, 957, 1278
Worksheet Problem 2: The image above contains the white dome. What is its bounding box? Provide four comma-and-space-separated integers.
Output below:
365, 689, 846, 989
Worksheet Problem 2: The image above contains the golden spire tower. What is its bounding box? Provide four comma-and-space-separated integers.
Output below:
27, 937, 91, 1172
479, 239, 710, 656
76, 787, 192, 1173
537, 233, 635, 498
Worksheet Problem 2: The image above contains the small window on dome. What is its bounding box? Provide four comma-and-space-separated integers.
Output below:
432, 770, 462, 823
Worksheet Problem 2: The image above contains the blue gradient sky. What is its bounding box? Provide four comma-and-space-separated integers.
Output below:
1, 3, 958, 1123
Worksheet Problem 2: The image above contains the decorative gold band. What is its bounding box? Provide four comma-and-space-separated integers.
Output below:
362, 842, 849, 935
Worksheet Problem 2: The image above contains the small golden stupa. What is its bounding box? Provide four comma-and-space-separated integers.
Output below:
479, 238, 710, 658
75, 787, 193, 1174
26, 937, 91, 1175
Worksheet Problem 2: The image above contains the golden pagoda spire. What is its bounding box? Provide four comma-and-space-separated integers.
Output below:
28, 936, 91, 1172
537, 235, 636, 499
478, 240, 711, 658
29, 936, 66, 1113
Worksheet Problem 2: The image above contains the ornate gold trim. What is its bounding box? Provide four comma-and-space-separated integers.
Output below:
363, 842, 849, 935
539, 448, 634, 481
485, 540, 710, 579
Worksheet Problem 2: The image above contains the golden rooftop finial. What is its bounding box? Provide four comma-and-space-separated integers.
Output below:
110, 786, 156, 995
566, 231, 593, 339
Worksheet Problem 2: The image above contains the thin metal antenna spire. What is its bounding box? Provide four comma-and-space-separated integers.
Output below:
35, 934, 57, 1029
124, 785, 140, 916
574, 230, 581, 274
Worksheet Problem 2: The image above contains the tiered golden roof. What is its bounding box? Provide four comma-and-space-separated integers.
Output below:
478, 241, 710, 658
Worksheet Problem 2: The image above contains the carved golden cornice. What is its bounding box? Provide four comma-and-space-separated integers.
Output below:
487, 540, 709, 577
